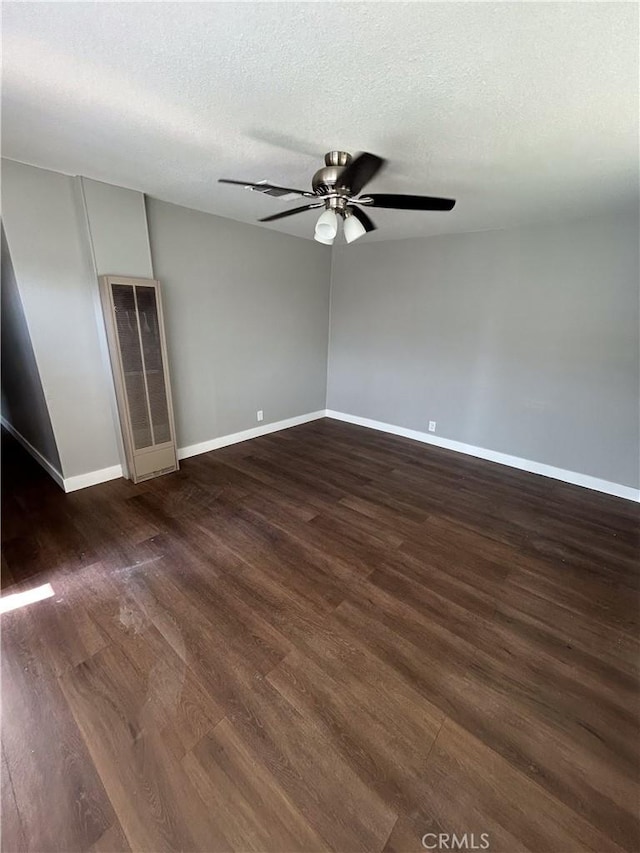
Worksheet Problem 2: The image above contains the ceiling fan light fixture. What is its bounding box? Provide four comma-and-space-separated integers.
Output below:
314, 231, 334, 245
315, 209, 338, 239
220, 150, 456, 241
343, 212, 367, 243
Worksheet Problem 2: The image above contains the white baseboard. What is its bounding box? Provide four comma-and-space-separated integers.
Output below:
9, 405, 635, 503
66, 411, 326, 489
1, 416, 65, 490
63, 465, 123, 493
5, 410, 325, 493
325, 410, 640, 503
178, 410, 326, 460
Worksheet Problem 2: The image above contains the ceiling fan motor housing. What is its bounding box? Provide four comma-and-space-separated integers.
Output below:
312, 151, 353, 196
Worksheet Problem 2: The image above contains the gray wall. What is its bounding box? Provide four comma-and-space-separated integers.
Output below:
1, 159, 121, 477
1, 227, 62, 472
80, 177, 153, 278
327, 210, 640, 488
1, 159, 331, 483
4, 156, 636, 491
146, 197, 331, 447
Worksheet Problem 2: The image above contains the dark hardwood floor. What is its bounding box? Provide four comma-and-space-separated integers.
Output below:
1, 420, 638, 853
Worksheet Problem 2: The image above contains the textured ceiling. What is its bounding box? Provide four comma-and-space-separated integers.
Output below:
2, 2, 638, 242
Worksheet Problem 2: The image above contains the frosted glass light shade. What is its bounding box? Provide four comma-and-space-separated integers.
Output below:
315, 209, 338, 239
314, 231, 334, 245
343, 213, 367, 243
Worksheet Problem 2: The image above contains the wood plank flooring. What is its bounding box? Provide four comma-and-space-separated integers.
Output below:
1, 420, 638, 853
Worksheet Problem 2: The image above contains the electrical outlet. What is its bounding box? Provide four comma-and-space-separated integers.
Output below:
257, 410, 264, 422
428, 421, 436, 433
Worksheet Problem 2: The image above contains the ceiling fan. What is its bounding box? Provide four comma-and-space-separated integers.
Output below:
219, 151, 456, 245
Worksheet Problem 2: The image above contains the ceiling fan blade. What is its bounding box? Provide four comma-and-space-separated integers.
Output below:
337, 153, 386, 195
350, 206, 377, 233
360, 193, 456, 211
259, 203, 323, 223
218, 179, 315, 198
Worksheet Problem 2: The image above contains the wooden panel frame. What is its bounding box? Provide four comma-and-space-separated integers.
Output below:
99, 275, 179, 483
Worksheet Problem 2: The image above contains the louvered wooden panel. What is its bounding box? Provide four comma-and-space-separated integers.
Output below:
100, 276, 178, 483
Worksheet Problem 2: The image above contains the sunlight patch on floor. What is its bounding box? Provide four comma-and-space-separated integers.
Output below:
0, 582, 55, 614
